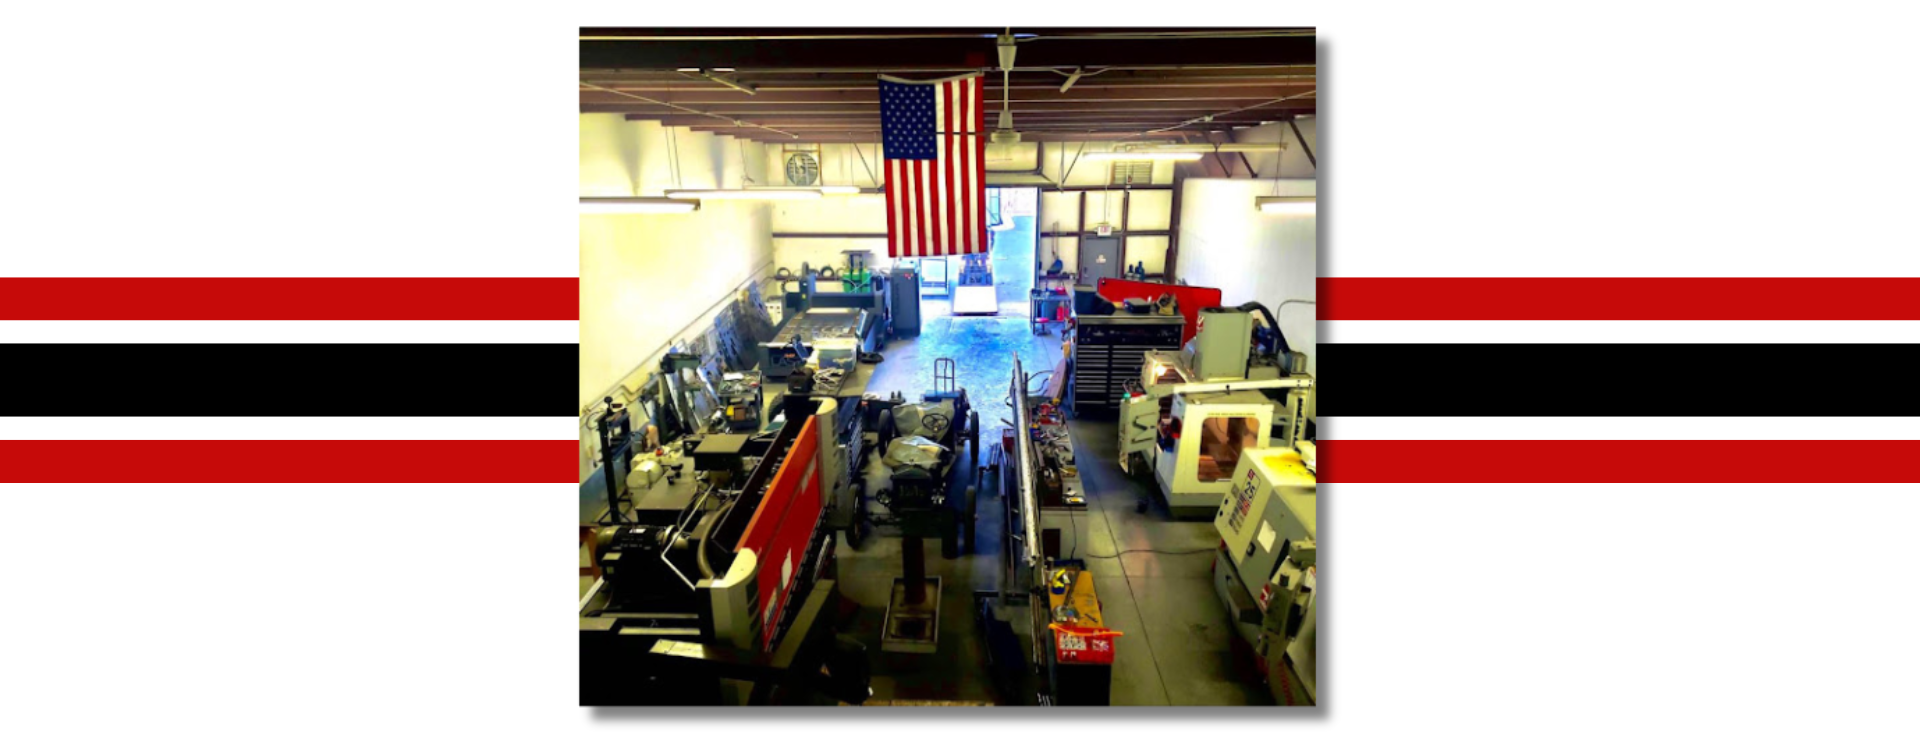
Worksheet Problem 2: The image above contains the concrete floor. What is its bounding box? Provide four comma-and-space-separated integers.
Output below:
835, 306, 1275, 706
583, 221, 1270, 704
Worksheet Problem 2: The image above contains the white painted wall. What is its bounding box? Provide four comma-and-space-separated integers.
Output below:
579, 114, 640, 197
770, 190, 891, 274
1232, 118, 1319, 179
579, 114, 775, 478
760, 143, 891, 274
579, 206, 771, 410
1175, 177, 1318, 418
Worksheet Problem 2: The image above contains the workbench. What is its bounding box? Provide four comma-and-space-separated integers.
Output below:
1029, 287, 1071, 335
758, 359, 877, 420
1028, 414, 1090, 559
975, 357, 1109, 704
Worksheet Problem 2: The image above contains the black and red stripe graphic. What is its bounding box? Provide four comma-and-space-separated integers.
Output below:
0, 277, 579, 320
10, 276, 1918, 484
1316, 440, 1920, 483
1319, 344, 1920, 417
1, 277, 579, 483
1319, 277, 1920, 320
2, 343, 576, 417
1319, 277, 1920, 483
0, 440, 577, 483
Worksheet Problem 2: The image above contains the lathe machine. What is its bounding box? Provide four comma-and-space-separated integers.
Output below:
1212, 445, 1317, 705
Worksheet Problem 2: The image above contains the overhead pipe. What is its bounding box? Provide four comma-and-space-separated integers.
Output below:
578, 81, 797, 139
675, 68, 757, 96
1091, 142, 1291, 154
1119, 90, 1318, 139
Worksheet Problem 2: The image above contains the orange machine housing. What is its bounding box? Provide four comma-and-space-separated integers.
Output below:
735, 417, 826, 651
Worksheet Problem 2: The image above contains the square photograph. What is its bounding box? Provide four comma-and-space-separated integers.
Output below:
577, 27, 1317, 706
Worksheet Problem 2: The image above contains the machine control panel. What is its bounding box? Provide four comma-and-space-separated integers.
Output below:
1214, 447, 1317, 590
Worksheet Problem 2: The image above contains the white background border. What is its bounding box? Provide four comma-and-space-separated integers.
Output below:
5, 2, 1920, 743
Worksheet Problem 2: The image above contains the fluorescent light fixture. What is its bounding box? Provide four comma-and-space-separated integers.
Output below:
665, 188, 822, 201
579, 197, 699, 214
1081, 151, 1205, 162
1256, 196, 1317, 215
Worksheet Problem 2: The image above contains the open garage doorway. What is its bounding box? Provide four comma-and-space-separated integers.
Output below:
870, 186, 1060, 445
988, 187, 1037, 316
917, 187, 1037, 318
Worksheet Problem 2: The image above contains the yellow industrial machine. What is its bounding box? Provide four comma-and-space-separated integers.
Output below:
1211, 447, 1317, 705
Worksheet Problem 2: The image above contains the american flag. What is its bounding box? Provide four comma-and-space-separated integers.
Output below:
879, 74, 985, 258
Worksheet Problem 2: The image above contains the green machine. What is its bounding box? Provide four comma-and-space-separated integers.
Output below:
840, 249, 875, 294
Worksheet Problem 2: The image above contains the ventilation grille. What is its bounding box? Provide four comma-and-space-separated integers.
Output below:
1109, 160, 1152, 186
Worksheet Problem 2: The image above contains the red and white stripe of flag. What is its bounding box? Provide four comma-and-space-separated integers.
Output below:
884, 75, 985, 258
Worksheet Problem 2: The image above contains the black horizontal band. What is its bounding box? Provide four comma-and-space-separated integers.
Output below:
1318, 343, 1920, 417
0, 344, 578, 417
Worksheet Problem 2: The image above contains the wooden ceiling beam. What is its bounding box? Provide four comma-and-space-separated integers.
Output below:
581, 32, 1314, 70
633, 109, 1311, 127
714, 132, 1223, 143
579, 80, 1314, 98
686, 127, 1237, 141
583, 69, 1314, 83
592, 99, 1313, 117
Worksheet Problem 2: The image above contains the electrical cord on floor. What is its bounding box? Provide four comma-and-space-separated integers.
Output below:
1082, 547, 1218, 559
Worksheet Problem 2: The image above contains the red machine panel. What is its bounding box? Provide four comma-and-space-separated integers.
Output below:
1095, 278, 1223, 345
735, 417, 825, 650
1052, 625, 1119, 666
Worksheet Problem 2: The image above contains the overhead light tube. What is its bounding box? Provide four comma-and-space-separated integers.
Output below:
1255, 196, 1316, 215
1082, 150, 1198, 160
665, 188, 822, 201
579, 197, 699, 214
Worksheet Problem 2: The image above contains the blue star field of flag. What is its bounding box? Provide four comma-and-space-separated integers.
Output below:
879, 79, 937, 160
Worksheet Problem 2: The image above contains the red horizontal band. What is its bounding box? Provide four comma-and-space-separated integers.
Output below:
1318, 440, 1920, 483
1319, 278, 1920, 320
0, 441, 577, 483
0, 278, 579, 320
